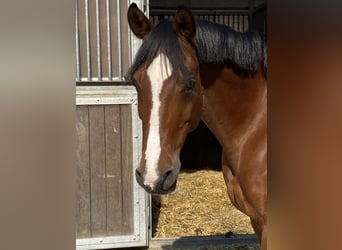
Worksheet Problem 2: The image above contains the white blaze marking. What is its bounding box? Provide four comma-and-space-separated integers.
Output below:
144, 53, 173, 188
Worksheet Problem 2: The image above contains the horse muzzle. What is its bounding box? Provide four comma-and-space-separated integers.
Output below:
135, 168, 178, 194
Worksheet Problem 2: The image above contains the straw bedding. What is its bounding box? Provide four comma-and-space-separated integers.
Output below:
152, 170, 254, 237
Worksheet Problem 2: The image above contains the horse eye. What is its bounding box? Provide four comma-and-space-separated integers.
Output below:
183, 75, 195, 92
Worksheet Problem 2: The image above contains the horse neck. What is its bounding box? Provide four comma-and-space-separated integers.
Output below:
200, 64, 267, 161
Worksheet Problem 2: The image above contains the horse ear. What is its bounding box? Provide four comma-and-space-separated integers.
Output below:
127, 3, 152, 39
173, 6, 196, 39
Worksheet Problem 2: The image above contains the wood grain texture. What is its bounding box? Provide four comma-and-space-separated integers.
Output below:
120, 105, 134, 235
76, 106, 91, 238
89, 105, 107, 237
105, 105, 124, 235
76, 103, 135, 238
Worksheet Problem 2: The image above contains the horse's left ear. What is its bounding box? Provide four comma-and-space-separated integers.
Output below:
173, 6, 196, 39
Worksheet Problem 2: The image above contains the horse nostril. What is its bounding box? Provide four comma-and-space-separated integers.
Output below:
159, 169, 177, 191
162, 170, 173, 182
136, 169, 142, 177
136, 169, 150, 191
135, 169, 143, 183
165, 170, 172, 177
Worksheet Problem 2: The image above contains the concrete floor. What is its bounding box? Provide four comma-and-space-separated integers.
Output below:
128, 235, 259, 250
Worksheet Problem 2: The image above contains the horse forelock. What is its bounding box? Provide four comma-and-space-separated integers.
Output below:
127, 20, 196, 86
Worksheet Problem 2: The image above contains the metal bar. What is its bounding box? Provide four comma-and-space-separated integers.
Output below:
116, 0, 122, 80
77, 76, 125, 82
245, 15, 247, 31
146, 0, 150, 18
76, 0, 80, 81
127, 0, 132, 69
96, 0, 101, 80
85, 0, 91, 80
106, 0, 112, 80
150, 9, 248, 16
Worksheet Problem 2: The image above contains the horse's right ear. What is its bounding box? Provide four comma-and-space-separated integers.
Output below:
173, 6, 196, 39
127, 3, 152, 39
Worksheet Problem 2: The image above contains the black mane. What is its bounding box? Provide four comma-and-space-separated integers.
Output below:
195, 20, 267, 74
127, 19, 267, 79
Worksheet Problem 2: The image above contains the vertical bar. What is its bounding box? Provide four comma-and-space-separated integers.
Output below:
146, 0, 149, 18
85, 0, 91, 80
76, 106, 91, 237
127, 0, 132, 69
76, 0, 80, 81
116, 0, 122, 80
89, 106, 106, 236
106, 0, 112, 80
96, 0, 101, 80
245, 15, 249, 32
241, 15, 243, 31
224, 15, 228, 26
105, 105, 123, 234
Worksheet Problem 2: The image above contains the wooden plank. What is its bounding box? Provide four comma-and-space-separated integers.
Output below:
105, 105, 124, 235
120, 104, 134, 235
76, 106, 91, 238
89, 105, 107, 237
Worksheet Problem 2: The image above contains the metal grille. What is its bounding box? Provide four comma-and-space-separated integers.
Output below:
150, 10, 249, 33
76, 0, 145, 82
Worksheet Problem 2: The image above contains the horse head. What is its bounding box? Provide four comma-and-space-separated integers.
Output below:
127, 4, 203, 194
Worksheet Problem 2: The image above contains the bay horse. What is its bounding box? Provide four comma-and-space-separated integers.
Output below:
127, 4, 267, 249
